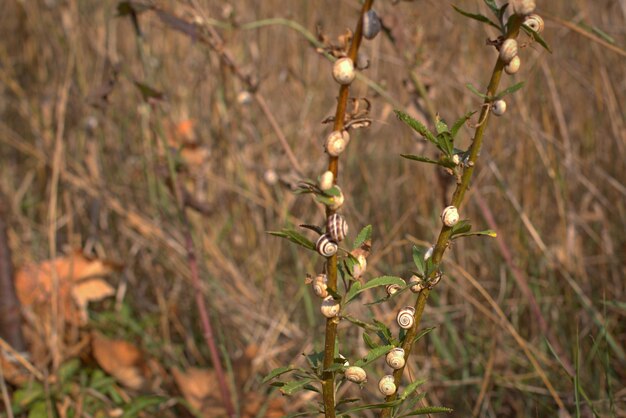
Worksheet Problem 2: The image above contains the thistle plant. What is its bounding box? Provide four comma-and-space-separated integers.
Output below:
267, 1, 551, 417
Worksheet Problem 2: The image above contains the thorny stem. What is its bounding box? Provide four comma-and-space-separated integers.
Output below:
380, 16, 524, 417
322, 1, 374, 417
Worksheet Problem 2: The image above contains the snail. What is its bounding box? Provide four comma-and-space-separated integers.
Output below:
327, 213, 348, 242
491, 99, 507, 116
356, 52, 370, 70
345, 366, 367, 383
408, 275, 425, 293
312, 274, 328, 298
319, 170, 334, 191
352, 254, 367, 279
499, 39, 518, 64
328, 186, 345, 211
316, 234, 338, 257
320, 295, 340, 318
363, 9, 382, 40
452, 154, 461, 166
396, 306, 416, 329
385, 348, 406, 370
386, 283, 402, 296
325, 130, 351, 157
441, 205, 460, 227
378, 375, 397, 396
505, 55, 521, 75
524, 14, 544, 33
424, 245, 434, 261
332, 57, 356, 85
511, 0, 536, 16
428, 272, 443, 289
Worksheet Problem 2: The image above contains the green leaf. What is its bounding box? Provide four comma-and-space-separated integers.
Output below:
354, 345, 394, 367
353, 224, 372, 249
122, 396, 165, 418
337, 399, 404, 416
395, 110, 438, 145
263, 365, 299, 383
361, 276, 405, 293
12, 383, 44, 411
399, 379, 427, 400
315, 194, 335, 206
412, 246, 425, 276
435, 118, 449, 135
451, 229, 497, 240
410, 326, 436, 346
324, 362, 347, 373
324, 185, 342, 197
58, 358, 81, 383
401, 154, 454, 169
372, 319, 394, 345
27, 401, 48, 418
363, 332, 378, 349
276, 378, 315, 395
437, 132, 455, 156
267, 229, 316, 251
466, 83, 489, 99
344, 281, 362, 304
451, 111, 476, 138
397, 406, 453, 416
494, 81, 525, 99
483, 0, 499, 14
452, 5, 499, 30
522, 25, 552, 52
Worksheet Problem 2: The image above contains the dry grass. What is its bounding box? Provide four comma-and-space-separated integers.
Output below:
0, 0, 624, 416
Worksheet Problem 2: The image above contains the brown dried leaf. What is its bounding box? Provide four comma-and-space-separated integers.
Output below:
71, 279, 115, 324
91, 332, 146, 390
172, 367, 224, 416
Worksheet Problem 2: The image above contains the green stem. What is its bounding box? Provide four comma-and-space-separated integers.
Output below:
380, 15, 524, 418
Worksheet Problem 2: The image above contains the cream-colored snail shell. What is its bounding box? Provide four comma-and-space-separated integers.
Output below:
396, 306, 416, 329
428, 272, 443, 289
452, 154, 461, 165
319, 170, 334, 191
385, 348, 406, 370
328, 186, 345, 211
386, 284, 402, 296
492, 99, 507, 116
511, 0, 536, 16
524, 14, 544, 33
352, 254, 367, 278
325, 130, 351, 157
316, 234, 338, 257
356, 52, 370, 70
345, 366, 367, 383
408, 275, 425, 293
327, 213, 348, 242
441, 205, 460, 227
505, 55, 521, 75
313, 274, 329, 298
320, 295, 340, 318
332, 57, 356, 85
378, 375, 397, 396
424, 245, 434, 261
363, 9, 382, 40
499, 39, 518, 64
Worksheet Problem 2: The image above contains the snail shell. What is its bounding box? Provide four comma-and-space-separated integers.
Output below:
312, 274, 328, 298
511, 0, 536, 16
363, 9, 382, 40
356, 52, 370, 70
316, 234, 338, 257
325, 130, 351, 157
378, 375, 397, 396
492, 99, 507, 116
428, 272, 443, 289
499, 39, 518, 64
396, 306, 416, 329
320, 295, 340, 318
345, 366, 367, 383
386, 284, 402, 296
352, 254, 367, 279
408, 275, 425, 293
424, 245, 434, 261
327, 213, 348, 242
505, 55, 521, 75
385, 348, 406, 370
524, 14, 544, 33
319, 170, 334, 191
332, 57, 356, 85
328, 186, 345, 211
441, 205, 460, 227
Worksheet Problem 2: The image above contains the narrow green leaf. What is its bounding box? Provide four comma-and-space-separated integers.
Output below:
401, 154, 449, 168
398, 406, 453, 416
437, 132, 455, 156
435, 118, 449, 135
466, 83, 489, 99
495, 81, 525, 99
451, 229, 497, 240
372, 319, 393, 345
122, 396, 165, 417
483, 0, 499, 15
451, 111, 476, 138
353, 224, 372, 249
325, 185, 341, 197
284, 411, 322, 418
279, 378, 315, 395
262, 365, 298, 383
450, 220, 472, 236
343, 315, 377, 332
267, 229, 316, 251
363, 332, 378, 349
337, 399, 404, 416
522, 25, 552, 52
354, 345, 394, 367
395, 110, 438, 145
410, 326, 436, 346
344, 281, 362, 304
452, 6, 499, 30
412, 246, 425, 276
399, 379, 427, 400
360, 276, 406, 292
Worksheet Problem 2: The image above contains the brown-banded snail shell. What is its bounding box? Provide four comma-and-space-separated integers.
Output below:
385, 348, 406, 370
441, 205, 460, 227
312, 274, 328, 298
505, 55, 521, 75
499, 39, 518, 64
386, 284, 402, 296
378, 375, 397, 396
363, 9, 382, 40
319, 170, 334, 191
524, 14, 544, 33
491, 99, 507, 116
396, 306, 416, 329
327, 213, 348, 242
332, 57, 356, 85
328, 186, 345, 211
408, 275, 425, 293
325, 130, 351, 157
511, 0, 536, 16
320, 295, 340, 318
345, 366, 367, 383
316, 234, 338, 257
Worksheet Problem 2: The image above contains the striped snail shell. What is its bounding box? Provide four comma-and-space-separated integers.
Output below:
327, 213, 348, 242
505, 55, 521, 75
328, 186, 345, 211
363, 9, 382, 40
491, 99, 507, 116
332, 57, 356, 85
345, 366, 367, 383
316, 234, 338, 257
441, 205, 460, 227
396, 306, 416, 329
320, 295, 340, 318
386, 284, 402, 296
378, 375, 397, 396
499, 39, 518, 64
312, 274, 328, 298
385, 348, 406, 370
408, 275, 425, 293
524, 14, 544, 33
325, 130, 351, 157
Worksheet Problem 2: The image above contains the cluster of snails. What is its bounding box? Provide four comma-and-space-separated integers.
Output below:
315, 213, 348, 258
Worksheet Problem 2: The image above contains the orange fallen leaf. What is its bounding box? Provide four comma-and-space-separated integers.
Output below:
172, 366, 228, 417
91, 332, 146, 390
72, 278, 115, 323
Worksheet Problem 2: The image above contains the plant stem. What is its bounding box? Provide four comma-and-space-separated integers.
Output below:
380, 16, 524, 418
322, 1, 374, 417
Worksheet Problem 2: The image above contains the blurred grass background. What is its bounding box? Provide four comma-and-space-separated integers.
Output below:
0, 0, 624, 416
